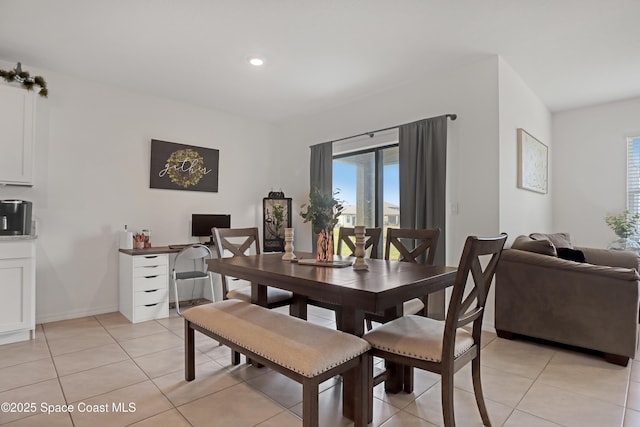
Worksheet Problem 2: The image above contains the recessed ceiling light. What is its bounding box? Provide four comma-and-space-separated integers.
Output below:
249, 57, 265, 66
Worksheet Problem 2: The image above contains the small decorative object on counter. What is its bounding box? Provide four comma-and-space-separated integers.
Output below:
133, 233, 145, 249
142, 229, 151, 248
352, 225, 369, 271
282, 228, 296, 261
119, 225, 133, 250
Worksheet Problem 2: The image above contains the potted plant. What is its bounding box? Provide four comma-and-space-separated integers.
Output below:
300, 188, 344, 262
605, 210, 640, 251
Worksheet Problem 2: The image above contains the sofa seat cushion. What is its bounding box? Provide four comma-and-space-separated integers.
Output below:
530, 232, 573, 249
512, 235, 557, 257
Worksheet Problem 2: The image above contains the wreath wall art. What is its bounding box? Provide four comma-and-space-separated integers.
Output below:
150, 139, 219, 192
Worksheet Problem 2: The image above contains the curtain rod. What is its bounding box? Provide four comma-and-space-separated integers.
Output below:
325, 113, 457, 145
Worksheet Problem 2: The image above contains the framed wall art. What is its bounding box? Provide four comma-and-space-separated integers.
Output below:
150, 139, 219, 192
517, 128, 548, 194
263, 191, 292, 252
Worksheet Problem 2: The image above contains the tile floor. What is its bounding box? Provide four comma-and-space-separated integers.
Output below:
0, 306, 638, 427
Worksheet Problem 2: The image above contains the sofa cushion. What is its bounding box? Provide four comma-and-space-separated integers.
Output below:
511, 235, 557, 257
557, 247, 586, 263
530, 232, 573, 249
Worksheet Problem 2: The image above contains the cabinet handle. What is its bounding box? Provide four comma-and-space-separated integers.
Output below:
143, 265, 159, 268
144, 289, 158, 293
144, 275, 159, 279
144, 256, 158, 259
144, 303, 159, 307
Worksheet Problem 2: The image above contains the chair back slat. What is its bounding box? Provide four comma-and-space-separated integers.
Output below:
384, 228, 440, 265
212, 227, 261, 298
442, 234, 507, 363
337, 227, 382, 259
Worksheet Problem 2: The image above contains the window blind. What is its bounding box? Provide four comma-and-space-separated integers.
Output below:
627, 136, 640, 216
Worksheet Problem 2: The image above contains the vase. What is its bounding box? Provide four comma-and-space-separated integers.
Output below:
608, 236, 640, 252
316, 230, 334, 262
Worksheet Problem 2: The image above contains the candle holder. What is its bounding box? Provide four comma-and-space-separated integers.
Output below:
282, 228, 296, 260
352, 225, 369, 271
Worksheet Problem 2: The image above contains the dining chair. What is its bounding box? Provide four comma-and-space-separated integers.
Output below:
363, 233, 508, 427
336, 226, 382, 259
172, 244, 215, 316
365, 227, 440, 330
309, 226, 382, 329
211, 227, 294, 309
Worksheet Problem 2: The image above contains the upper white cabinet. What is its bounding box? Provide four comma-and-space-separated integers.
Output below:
0, 84, 35, 186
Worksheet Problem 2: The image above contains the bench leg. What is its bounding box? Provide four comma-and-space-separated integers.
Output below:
231, 350, 240, 366
185, 321, 195, 381
302, 380, 319, 427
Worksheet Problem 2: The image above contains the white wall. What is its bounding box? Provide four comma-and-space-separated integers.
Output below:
553, 96, 640, 247
0, 60, 280, 323
278, 55, 501, 267
498, 58, 553, 242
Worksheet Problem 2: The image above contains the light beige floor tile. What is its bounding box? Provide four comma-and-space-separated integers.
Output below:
255, 410, 302, 427
152, 360, 240, 406
0, 379, 65, 424
95, 311, 131, 328
46, 329, 117, 356
105, 320, 168, 342
52, 342, 129, 376
226, 361, 274, 382
245, 370, 303, 408
503, 410, 563, 427
625, 408, 640, 427
517, 382, 624, 427
118, 330, 183, 358
0, 337, 51, 369
177, 382, 283, 427
126, 409, 191, 427
61, 359, 148, 403
627, 381, 640, 412
155, 315, 185, 331
403, 382, 512, 427
307, 305, 338, 321
374, 369, 440, 410
69, 380, 173, 427
0, 358, 57, 392
194, 333, 223, 354
536, 350, 630, 406
379, 410, 439, 426
481, 338, 555, 379
42, 316, 102, 334
632, 361, 640, 383
454, 364, 535, 407
2, 411, 74, 427
133, 345, 210, 379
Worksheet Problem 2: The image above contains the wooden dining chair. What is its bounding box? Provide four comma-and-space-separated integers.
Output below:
212, 227, 294, 309
336, 226, 382, 259
363, 234, 508, 427
365, 227, 440, 330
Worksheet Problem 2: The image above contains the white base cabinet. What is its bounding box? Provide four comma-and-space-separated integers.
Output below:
0, 240, 36, 345
119, 253, 169, 323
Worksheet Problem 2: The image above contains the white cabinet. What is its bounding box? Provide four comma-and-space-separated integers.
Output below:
119, 253, 169, 323
0, 239, 36, 345
0, 84, 35, 186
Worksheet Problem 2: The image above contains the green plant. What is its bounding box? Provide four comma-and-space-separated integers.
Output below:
605, 210, 639, 238
300, 188, 344, 234
272, 203, 285, 235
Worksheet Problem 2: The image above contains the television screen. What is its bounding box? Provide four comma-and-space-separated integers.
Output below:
191, 214, 231, 237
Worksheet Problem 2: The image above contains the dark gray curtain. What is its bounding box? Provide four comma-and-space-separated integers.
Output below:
399, 115, 448, 319
309, 142, 333, 249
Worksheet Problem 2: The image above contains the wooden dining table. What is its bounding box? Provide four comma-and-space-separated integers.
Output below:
206, 252, 457, 421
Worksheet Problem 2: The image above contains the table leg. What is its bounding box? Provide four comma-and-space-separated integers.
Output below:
251, 282, 268, 306
339, 309, 371, 423
382, 304, 405, 393
289, 294, 308, 319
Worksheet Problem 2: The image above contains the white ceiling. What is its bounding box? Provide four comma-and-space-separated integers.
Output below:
1, 0, 639, 123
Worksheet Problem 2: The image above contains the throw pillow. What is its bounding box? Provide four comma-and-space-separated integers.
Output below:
556, 247, 586, 263
529, 232, 573, 249
511, 235, 557, 257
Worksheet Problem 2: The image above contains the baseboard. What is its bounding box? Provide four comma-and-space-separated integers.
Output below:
36, 305, 119, 324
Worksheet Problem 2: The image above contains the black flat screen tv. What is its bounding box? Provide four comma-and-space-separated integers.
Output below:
191, 214, 231, 243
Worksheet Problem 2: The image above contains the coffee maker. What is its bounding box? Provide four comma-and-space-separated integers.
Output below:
0, 200, 32, 236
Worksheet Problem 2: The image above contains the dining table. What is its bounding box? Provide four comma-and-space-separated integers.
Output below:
206, 252, 457, 421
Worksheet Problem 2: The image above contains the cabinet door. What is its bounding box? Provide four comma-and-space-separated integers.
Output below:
0, 257, 34, 333
0, 84, 35, 185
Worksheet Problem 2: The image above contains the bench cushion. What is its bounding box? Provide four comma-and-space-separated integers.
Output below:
183, 300, 370, 378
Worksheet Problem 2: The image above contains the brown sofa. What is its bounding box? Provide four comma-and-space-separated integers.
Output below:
495, 233, 640, 366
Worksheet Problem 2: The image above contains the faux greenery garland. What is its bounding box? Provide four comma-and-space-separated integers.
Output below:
0, 63, 48, 97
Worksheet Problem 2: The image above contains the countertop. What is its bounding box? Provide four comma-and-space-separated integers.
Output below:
0, 235, 37, 241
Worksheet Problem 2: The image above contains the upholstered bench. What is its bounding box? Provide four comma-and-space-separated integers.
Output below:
183, 299, 371, 427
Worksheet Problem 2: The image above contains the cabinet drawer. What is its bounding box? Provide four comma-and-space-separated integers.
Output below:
133, 275, 167, 292
134, 303, 168, 323
134, 264, 167, 277
133, 254, 168, 267
135, 288, 168, 306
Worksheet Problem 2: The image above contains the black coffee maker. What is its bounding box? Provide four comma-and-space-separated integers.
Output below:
0, 200, 32, 235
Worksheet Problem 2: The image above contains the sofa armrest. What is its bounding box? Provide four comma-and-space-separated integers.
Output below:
501, 249, 640, 280
575, 246, 640, 271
